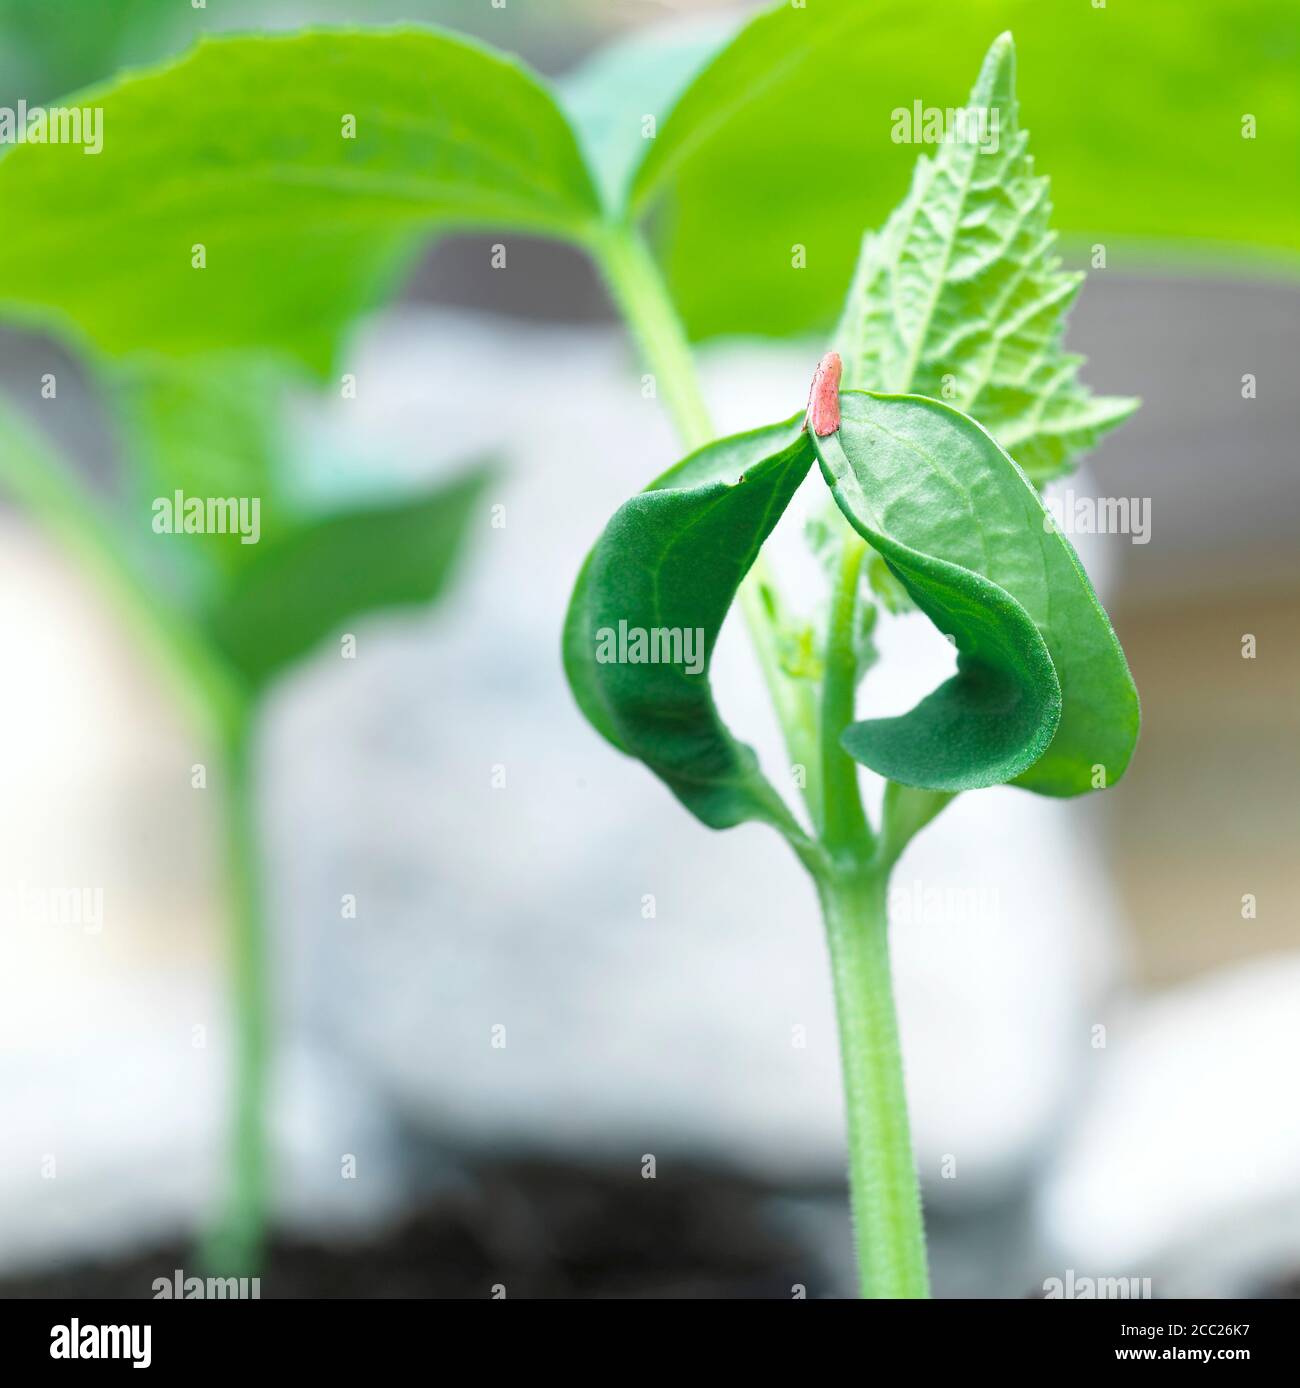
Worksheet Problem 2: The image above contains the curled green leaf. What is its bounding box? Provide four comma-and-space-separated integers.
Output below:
811, 390, 1139, 795
563, 418, 814, 832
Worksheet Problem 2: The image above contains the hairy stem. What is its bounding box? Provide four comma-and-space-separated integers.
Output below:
818, 532, 926, 1293
820, 533, 873, 856
819, 868, 929, 1297
593, 222, 929, 1296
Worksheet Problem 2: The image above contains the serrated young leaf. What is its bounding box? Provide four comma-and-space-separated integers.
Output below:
563, 418, 815, 834
834, 32, 1137, 485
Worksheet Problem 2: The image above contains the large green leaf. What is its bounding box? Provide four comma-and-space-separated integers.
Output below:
0, 28, 600, 370
628, 0, 1300, 341
811, 391, 1138, 796
834, 34, 1137, 485
207, 463, 491, 688
563, 418, 813, 832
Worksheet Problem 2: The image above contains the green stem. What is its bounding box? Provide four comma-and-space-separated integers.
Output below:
737, 570, 824, 829
0, 402, 269, 1273
591, 223, 713, 451
820, 534, 873, 857
819, 868, 929, 1297
819, 533, 925, 1294
202, 709, 270, 1276
592, 223, 929, 1296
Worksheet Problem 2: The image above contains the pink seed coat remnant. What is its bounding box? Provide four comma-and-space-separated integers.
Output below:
806, 351, 842, 436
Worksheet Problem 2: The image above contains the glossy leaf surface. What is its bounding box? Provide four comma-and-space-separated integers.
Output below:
564, 419, 813, 831
812, 391, 1139, 795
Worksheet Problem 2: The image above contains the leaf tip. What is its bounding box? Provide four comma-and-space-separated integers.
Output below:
972, 30, 1017, 111
985, 30, 1016, 73
805, 351, 842, 437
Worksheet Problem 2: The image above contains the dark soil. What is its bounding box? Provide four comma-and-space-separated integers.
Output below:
0, 1157, 831, 1298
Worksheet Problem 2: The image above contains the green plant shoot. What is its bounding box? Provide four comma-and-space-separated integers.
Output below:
563, 34, 1140, 1295
0, 3, 1204, 1293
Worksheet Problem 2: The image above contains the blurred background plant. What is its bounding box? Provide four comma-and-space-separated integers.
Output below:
0, 337, 489, 1282
0, 0, 1296, 1297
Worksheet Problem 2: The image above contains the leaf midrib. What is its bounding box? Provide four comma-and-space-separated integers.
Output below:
892, 137, 988, 394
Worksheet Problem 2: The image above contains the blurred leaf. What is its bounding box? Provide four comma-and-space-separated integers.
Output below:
776, 620, 823, 683
880, 781, 955, 867
628, 0, 1300, 340
0, 28, 600, 370
207, 462, 492, 687
813, 391, 1139, 796
560, 13, 739, 212
850, 597, 879, 686
0, 390, 246, 727
0, 0, 185, 102
563, 417, 813, 832
112, 354, 294, 588
864, 549, 912, 616
835, 34, 1137, 485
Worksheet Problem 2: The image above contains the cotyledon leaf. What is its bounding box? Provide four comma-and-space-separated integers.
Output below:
564, 417, 815, 832
811, 390, 1139, 796
834, 32, 1138, 486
